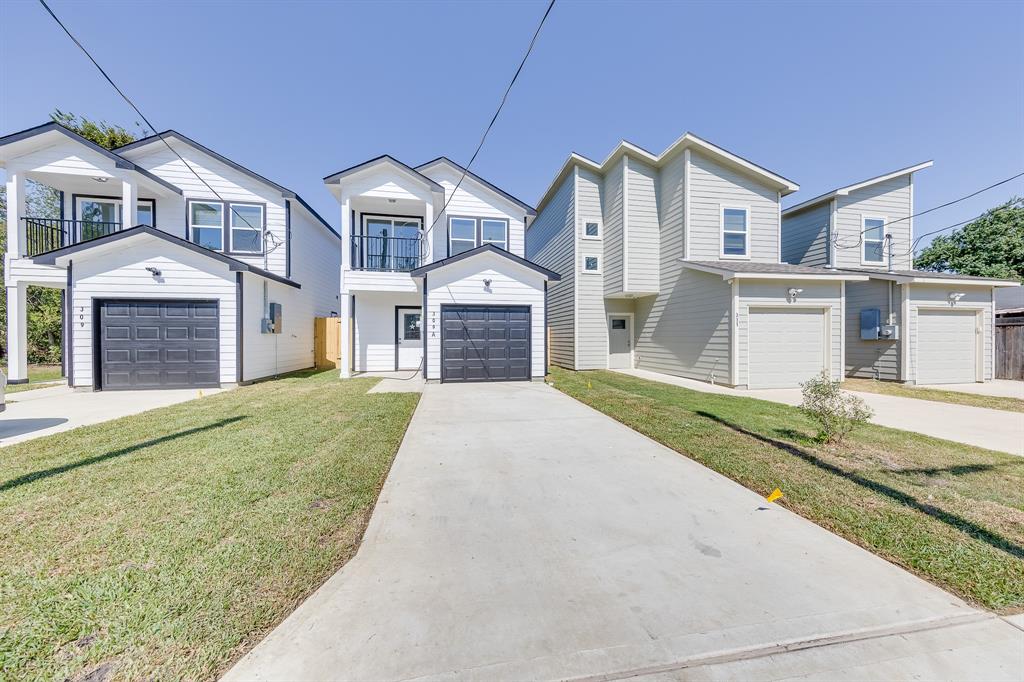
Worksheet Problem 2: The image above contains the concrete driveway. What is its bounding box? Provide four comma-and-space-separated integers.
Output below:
225, 382, 1022, 681
618, 369, 1024, 456
1, 385, 227, 446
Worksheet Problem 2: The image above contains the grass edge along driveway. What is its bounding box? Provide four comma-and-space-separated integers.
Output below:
842, 377, 1024, 413
548, 367, 1024, 614
0, 369, 419, 682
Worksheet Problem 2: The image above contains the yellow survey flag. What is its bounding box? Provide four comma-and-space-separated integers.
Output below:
766, 488, 784, 503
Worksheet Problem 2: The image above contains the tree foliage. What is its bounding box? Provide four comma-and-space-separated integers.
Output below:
51, 109, 143, 150
914, 198, 1024, 281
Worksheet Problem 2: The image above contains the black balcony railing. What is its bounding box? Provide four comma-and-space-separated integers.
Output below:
351, 235, 421, 272
22, 218, 122, 257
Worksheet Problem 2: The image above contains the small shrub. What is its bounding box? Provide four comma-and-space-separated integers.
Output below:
799, 372, 873, 444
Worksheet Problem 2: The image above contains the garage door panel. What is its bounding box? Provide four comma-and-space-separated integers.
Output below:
441, 305, 530, 383
917, 309, 977, 384
748, 308, 827, 389
99, 300, 220, 390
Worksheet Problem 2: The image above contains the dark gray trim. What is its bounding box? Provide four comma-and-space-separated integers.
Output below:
59, 191, 65, 221
323, 154, 445, 193
422, 274, 428, 381
236, 272, 244, 383
66, 261, 73, 387
91, 298, 100, 390
543, 280, 548, 376
438, 304, 532, 384
410, 243, 561, 281
285, 200, 292, 278
394, 305, 422, 371
71, 193, 157, 239
289, 194, 340, 239
31, 225, 301, 288
0, 122, 181, 195
446, 215, 509, 258
186, 198, 267, 257
349, 294, 356, 376
415, 157, 536, 214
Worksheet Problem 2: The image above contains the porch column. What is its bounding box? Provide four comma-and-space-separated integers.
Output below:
422, 201, 434, 265
121, 176, 138, 228
5, 168, 26, 257
339, 293, 352, 379
5, 283, 28, 383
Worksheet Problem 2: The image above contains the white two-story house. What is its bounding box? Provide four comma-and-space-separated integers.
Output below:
325, 155, 558, 383
782, 163, 1019, 384
527, 133, 867, 389
1, 122, 340, 389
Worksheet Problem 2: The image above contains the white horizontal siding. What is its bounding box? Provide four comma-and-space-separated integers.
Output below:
526, 173, 575, 369
13, 139, 118, 178
425, 255, 546, 380
5, 258, 67, 287
781, 203, 830, 266
352, 291, 421, 372
69, 237, 237, 387
835, 176, 913, 270
907, 284, 993, 382
625, 158, 660, 293
844, 278, 900, 380
344, 270, 418, 293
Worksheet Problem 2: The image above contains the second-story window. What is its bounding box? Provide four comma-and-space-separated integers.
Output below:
231, 204, 264, 253
449, 218, 477, 256
862, 217, 886, 264
481, 219, 507, 250
190, 201, 223, 251
583, 220, 601, 239
189, 200, 265, 254
721, 206, 749, 258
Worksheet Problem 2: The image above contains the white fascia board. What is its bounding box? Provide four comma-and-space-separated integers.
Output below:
910, 276, 1020, 287
678, 260, 868, 281
534, 153, 601, 217
783, 161, 934, 216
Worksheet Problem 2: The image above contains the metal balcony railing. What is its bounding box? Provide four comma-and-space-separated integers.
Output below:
22, 218, 122, 257
351, 235, 421, 272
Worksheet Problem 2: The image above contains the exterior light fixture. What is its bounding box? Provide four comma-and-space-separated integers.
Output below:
483, 278, 492, 288
93, 176, 108, 183
948, 292, 966, 304
145, 266, 162, 278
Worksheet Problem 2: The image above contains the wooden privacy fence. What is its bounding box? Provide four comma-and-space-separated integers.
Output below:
314, 317, 341, 369
995, 311, 1024, 380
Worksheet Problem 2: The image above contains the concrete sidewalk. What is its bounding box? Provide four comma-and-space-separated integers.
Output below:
1, 385, 227, 446
224, 382, 1022, 681
616, 368, 1024, 456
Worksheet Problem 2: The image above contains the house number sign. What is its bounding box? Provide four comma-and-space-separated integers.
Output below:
430, 310, 438, 338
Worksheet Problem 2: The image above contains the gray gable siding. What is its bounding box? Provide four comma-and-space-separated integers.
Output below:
845, 278, 900, 380
576, 169, 610, 369
834, 176, 913, 270
688, 151, 780, 262
602, 157, 625, 296
625, 157, 660, 293
781, 202, 831, 266
526, 173, 575, 368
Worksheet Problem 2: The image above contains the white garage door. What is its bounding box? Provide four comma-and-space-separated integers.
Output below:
916, 309, 978, 384
748, 308, 827, 389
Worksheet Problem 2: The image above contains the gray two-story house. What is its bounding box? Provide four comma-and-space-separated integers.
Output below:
527, 133, 866, 389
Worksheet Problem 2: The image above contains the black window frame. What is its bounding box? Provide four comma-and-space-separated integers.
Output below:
446, 215, 511, 257
186, 198, 267, 256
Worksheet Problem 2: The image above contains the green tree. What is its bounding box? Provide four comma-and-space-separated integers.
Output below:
51, 109, 143, 150
915, 197, 1024, 281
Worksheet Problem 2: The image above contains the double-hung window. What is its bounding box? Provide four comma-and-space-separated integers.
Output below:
862, 216, 886, 264
189, 200, 265, 253
448, 216, 510, 256
481, 219, 508, 250
230, 204, 264, 253
721, 206, 749, 258
189, 201, 224, 251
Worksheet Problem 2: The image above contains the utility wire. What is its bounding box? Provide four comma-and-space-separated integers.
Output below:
891, 197, 1024, 258
37, 0, 270, 247
419, 0, 556, 256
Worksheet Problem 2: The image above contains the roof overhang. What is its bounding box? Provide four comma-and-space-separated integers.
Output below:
783, 161, 934, 216
850, 270, 1021, 287
32, 226, 300, 288
323, 155, 445, 197
410, 244, 560, 281
680, 260, 869, 282
415, 157, 536, 215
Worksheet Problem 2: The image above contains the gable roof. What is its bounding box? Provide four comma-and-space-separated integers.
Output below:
323, 155, 444, 193
535, 132, 800, 216
415, 157, 536, 215
409, 243, 560, 280
783, 161, 934, 216
31, 226, 301, 288
0, 122, 182, 195
834, 267, 1019, 287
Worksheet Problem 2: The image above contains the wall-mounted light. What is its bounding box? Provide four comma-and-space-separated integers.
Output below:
483, 278, 492, 288
948, 292, 966, 304
145, 266, 162, 278
388, 198, 397, 204
93, 176, 108, 183
787, 287, 803, 302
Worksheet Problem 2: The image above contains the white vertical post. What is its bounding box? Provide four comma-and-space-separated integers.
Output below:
422, 200, 434, 264
5, 283, 28, 382
6, 169, 26, 257
121, 176, 138, 228
339, 293, 352, 379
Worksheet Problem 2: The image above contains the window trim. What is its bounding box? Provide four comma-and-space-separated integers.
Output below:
582, 253, 602, 274
720, 204, 751, 260
582, 219, 602, 240
72, 193, 156, 227
446, 215, 511, 257
860, 214, 887, 265
447, 216, 478, 257
186, 199, 267, 255
229, 202, 265, 254
480, 218, 509, 251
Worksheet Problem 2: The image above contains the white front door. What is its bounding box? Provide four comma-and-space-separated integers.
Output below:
397, 308, 423, 370
608, 315, 632, 369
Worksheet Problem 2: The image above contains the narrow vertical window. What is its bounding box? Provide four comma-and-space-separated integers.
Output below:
190, 201, 224, 251
230, 204, 264, 253
862, 217, 886, 264
722, 207, 748, 257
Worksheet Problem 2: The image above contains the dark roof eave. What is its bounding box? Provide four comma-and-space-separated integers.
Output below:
415, 157, 537, 215
410, 243, 560, 280
323, 155, 445, 192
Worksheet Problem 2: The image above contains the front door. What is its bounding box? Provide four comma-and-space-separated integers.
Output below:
608, 315, 632, 369
396, 307, 423, 370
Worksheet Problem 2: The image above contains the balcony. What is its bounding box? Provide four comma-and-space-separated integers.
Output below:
351, 234, 421, 272
23, 218, 124, 258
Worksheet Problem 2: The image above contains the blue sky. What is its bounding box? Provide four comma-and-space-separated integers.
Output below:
2, 0, 1022, 250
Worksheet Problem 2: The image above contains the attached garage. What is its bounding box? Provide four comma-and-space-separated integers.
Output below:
96, 299, 220, 389
747, 307, 828, 389
915, 309, 979, 384
441, 305, 530, 383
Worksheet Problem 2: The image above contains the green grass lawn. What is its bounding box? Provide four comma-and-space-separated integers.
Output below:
0, 369, 419, 681
3, 364, 65, 394
842, 377, 1024, 413
549, 367, 1024, 613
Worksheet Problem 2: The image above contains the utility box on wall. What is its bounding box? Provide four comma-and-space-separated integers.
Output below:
860, 309, 881, 340
262, 303, 282, 334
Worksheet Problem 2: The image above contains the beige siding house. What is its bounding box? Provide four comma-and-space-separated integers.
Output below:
528, 133, 866, 389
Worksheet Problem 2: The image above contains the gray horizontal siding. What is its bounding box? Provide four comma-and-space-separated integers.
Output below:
602, 157, 625, 296
835, 176, 912, 270
845, 279, 900, 380
625, 157, 660, 293
526, 173, 575, 369
577, 169, 610, 369
782, 202, 830, 267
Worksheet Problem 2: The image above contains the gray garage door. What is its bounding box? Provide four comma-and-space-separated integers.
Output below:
98, 299, 220, 390
441, 305, 530, 383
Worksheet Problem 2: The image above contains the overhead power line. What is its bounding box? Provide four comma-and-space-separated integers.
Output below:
38, 0, 269, 245
894, 197, 1024, 258
419, 0, 556, 253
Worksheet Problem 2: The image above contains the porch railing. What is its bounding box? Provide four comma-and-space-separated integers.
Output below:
351, 235, 422, 272
22, 218, 122, 257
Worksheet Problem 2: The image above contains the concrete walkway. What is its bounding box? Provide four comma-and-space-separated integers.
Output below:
917, 379, 1024, 399
1, 385, 228, 446
617, 369, 1024, 456
224, 382, 1022, 681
